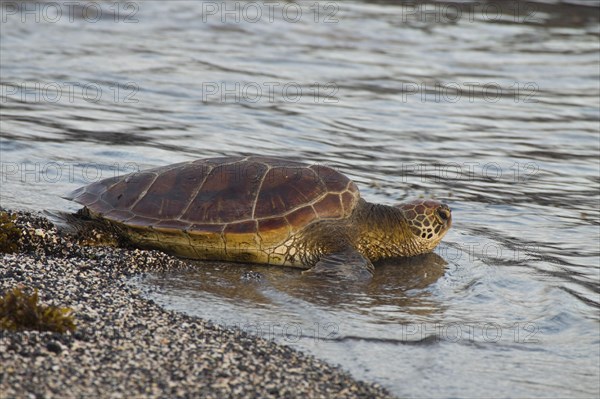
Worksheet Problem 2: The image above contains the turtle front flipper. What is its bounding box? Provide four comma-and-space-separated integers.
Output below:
302, 248, 374, 280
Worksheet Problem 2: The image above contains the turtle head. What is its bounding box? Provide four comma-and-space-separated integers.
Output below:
396, 199, 452, 254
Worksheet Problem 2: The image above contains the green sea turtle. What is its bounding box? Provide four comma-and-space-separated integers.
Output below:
67, 156, 451, 278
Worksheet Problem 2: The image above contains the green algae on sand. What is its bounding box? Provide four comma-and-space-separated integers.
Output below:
0, 287, 76, 333
0, 211, 20, 253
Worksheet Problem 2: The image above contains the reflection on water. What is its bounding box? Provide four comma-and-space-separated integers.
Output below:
1, 1, 599, 397
139, 253, 447, 318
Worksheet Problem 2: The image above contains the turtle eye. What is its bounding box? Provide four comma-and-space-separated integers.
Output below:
437, 207, 450, 222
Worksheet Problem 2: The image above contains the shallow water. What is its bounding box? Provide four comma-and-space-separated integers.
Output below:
1, 1, 599, 397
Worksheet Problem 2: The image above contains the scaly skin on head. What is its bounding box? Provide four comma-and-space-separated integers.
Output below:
395, 199, 452, 253
353, 200, 419, 261
354, 198, 451, 261
297, 198, 452, 265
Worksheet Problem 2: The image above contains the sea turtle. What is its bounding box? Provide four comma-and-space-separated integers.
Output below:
67, 156, 452, 278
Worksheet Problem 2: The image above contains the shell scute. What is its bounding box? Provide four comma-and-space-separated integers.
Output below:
98, 172, 155, 212
105, 209, 135, 222
313, 193, 343, 219
254, 167, 326, 218
86, 176, 120, 195
258, 216, 289, 232
309, 164, 351, 192
181, 162, 268, 223
131, 168, 198, 218
225, 220, 258, 234
284, 206, 318, 231
340, 190, 358, 214
73, 191, 102, 209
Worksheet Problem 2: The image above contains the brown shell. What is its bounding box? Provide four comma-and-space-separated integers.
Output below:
68, 156, 360, 236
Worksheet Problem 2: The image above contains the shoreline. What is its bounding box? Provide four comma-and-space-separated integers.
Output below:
0, 209, 393, 399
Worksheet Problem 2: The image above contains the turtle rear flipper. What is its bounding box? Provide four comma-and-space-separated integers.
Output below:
302, 248, 374, 280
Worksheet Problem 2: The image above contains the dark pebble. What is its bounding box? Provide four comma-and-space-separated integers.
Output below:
46, 341, 62, 354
